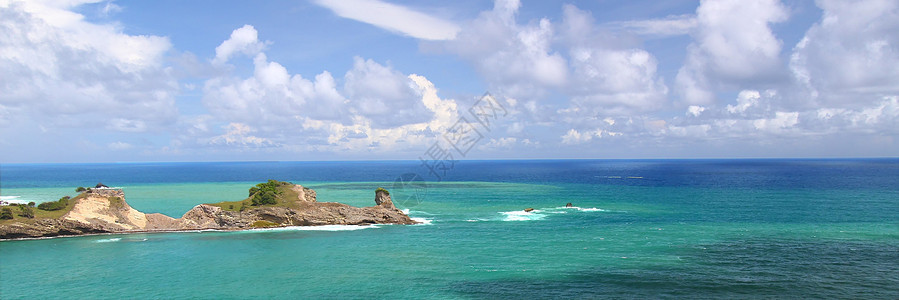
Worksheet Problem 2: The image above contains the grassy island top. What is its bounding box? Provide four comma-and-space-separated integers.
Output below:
206, 179, 310, 212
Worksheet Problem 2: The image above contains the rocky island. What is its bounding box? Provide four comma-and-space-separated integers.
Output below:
0, 180, 416, 240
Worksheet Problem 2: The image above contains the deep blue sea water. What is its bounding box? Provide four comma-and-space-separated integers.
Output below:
1, 159, 897, 299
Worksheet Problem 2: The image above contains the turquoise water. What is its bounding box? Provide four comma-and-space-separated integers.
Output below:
1, 160, 897, 298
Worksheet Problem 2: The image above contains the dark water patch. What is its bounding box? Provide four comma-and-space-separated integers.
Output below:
451, 238, 899, 299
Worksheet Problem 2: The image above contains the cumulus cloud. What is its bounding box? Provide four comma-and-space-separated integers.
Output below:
789, 0, 899, 108
561, 128, 622, 145
443, 0, 567, 99
299, 74, 459, 152
676, 0, 788, 105
343, 57, 431, 128
212, 24, 267, 65
665, 90, 898, 142
207, 123, 278, 148
443, 0, 669, 138
0, 0, 178, 130
312, 0, 460, 40
204, 25, 346, 126
200, 25, 458, 152
562, 5, 668, 115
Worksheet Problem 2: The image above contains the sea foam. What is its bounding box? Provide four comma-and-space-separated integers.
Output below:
250, 225, 380, 232
500, 210, 547, 221
0, 195, 29, 204
94, 238, 122, 243
556, 206, 605, 212
411, 217, 433, 225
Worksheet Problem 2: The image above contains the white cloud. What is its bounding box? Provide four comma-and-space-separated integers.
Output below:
204, 26, 345, 126
299, 74, 459, 151
343, 57, 431, 128
107, 141, 133, 150
753, 111, 798, 133
668, 124, 711, 138
666, 92, 898, 142
107, 118, 148, 132
444, 1, 668, 122
676, 0, 788, 105
789, 0, 899, 107
205, 26, 435, 130
0, 0, 178, 131
561, 129, 587, 145
614, 14, 697, 37
99, 1, 121, 17
312, 0, 460, 40
443, 0, 567, 99
199, 25, 462, 153
561, 127, 622, 145
207, 123, 278, 148
567, 47, 668, 114
726, 90, 761, 114
212, 24, 267, 65
687, 105, 706, 117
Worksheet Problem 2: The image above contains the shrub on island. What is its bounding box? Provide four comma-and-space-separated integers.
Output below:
18, 205, 34, 218
249, 180, 288, 206
37, 196, 70, 211
0, 208, 12, 220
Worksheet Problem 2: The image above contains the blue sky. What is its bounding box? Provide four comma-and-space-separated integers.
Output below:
1, 0, 897, 163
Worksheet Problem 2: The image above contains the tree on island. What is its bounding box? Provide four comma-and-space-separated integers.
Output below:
249, 180, 287, 206
38, 196, 70, 211
17, 205, 34, 219
76, 187, 86, 192
0, 208, 12, 220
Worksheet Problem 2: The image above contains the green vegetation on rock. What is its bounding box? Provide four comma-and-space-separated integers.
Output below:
251, 220, 279, 228
108, 196, 124, 209
375, 187, 390, 195
2, 192, 84, 224
17, 205, 34, 219
38, 196, 70, 211
208, 180, 303, 212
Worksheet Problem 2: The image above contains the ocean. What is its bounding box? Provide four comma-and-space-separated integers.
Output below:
0, 159, 897, 299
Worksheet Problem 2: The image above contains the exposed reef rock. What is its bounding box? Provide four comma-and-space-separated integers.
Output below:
0, 183, 416, 240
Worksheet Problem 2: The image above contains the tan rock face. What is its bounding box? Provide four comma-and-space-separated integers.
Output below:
62, 189, 147, 231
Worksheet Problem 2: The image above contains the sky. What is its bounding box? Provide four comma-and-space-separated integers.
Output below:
0, 0, 897, 163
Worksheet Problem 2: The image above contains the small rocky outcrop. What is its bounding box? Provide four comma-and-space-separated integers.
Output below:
0, 183, 416, 240
374, 188, 394, 209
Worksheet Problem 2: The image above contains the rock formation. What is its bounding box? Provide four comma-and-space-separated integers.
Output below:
0, 183, 417, 240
